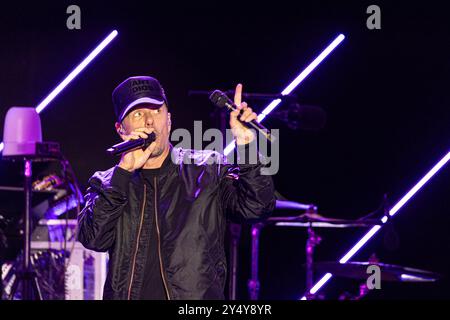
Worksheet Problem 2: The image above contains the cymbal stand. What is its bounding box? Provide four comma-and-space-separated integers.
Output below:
248, 223, 263, 300
229, 222, 241, 300
305, 208, 322, 299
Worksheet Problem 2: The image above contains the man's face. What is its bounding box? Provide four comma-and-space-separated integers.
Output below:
116, 103, 171, 158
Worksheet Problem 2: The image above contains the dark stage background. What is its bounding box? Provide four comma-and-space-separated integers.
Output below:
1, 0, 449, 299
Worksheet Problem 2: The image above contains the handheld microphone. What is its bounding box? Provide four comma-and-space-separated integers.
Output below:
106, 132, 156, 156
209, 90, 273, 142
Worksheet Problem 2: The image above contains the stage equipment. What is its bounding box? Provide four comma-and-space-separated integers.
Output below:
1, 107, 85, 300
302, 151, 450, 299
246, 201, 379, 300
2, 219, 107, 300
314, 261, 440, 283
2, 107, 50, 299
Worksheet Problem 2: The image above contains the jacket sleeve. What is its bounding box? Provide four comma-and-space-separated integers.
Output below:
77, 166, 132, 252
219, 141, 276, 222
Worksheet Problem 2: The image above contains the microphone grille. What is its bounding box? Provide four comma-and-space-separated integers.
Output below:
209, 90, 230, 108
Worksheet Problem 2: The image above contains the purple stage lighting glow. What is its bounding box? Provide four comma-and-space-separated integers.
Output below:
35, 30, 118, 114
301, 150, 450, 299
388, 151, 450, 218
0, 30, 118, 153
224, 34, 345, 156
258, 34, 345, 123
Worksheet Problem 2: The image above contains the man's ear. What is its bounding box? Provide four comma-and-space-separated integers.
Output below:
115, 122, 124, 136
168, 112, 172, 128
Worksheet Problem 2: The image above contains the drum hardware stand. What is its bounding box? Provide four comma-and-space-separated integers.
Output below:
246, 202, 318, 300
305, 206, 322, 300
8, 159, 43, 300
248, 223, 263, 300
229, 223, 242, 300
338, 254, 379, 300
338, 283, 370, 300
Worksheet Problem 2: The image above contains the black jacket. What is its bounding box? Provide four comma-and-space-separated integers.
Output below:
77, 145, 275, 300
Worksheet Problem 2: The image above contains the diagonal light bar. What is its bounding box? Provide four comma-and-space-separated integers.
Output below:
301, 150, 450, 299
388, 151, 450, 218
258, 34, 345, 123
224, 34, 345, 156
0, 30, 118, 152
35, 30, 118, 114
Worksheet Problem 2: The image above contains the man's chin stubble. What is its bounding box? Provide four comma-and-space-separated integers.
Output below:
149, 146, 164, 158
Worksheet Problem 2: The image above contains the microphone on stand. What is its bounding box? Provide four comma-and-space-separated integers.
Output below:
209, 90, 274, 142
32, 174, 63, 191
271, 103, 327, 131
106, 132, 156, 156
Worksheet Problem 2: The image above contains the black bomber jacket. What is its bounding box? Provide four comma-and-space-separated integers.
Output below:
77, 144, 275, 300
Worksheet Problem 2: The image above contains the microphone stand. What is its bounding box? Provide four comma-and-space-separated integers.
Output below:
189, 90, 297, 102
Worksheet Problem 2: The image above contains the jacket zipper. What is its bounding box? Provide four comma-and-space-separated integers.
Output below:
127, 183, 147, 300
154, 176, 171, 300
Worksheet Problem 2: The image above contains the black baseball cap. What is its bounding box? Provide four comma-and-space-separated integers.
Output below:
112, 76, 168, 122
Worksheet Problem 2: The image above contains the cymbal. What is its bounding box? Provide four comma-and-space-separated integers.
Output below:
313, 261, 440, 282
268, 212, 380, 228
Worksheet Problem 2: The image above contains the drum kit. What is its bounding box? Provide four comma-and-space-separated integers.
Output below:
247, 199, 441, 300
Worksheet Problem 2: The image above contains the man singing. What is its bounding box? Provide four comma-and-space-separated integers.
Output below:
77, 76, 275, 299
